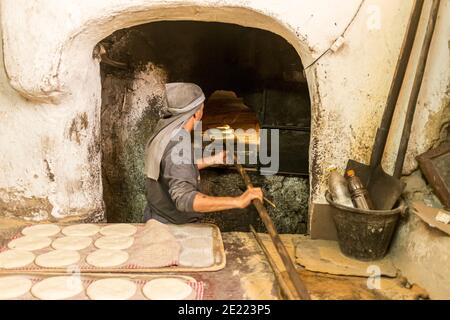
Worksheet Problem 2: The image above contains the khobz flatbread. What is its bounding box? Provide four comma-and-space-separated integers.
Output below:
145, 219, 170, 230
139, 228, 176, 244
181, 237, 213, 252
86, 249, 129, 268
179, 249, 214, 268
31, 276, 84, 300
140, 219, 175, 243
0, 250, 35, 269
8, 236, 52, 251
35, 250, 80, 268
143, 278, 193, 300
22, 224, 60, 237
130, 242, 180, 268
100, 224, 137, 237
169, 225, 213, 239
94, 236, 134, 250
52, 236, 92, 251
0, 276, 32, 299
62, 224, 100, 237
87, 278, 137, 300
131, 219, 180, 268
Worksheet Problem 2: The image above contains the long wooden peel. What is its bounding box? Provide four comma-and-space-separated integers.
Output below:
235, 163, 310, 300
250, 225, 297, 300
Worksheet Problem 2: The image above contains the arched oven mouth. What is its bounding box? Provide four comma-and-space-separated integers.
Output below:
99, 21, 311, 232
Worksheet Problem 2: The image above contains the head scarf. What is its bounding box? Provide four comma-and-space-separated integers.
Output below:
145, 83, 205, 180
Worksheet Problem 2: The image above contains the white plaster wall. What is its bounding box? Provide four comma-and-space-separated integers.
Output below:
390, 214, 450, 299
383, 0, 450, 175
0, 0, 448, 223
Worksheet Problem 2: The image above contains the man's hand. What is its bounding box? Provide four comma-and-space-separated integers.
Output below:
192, 187, 264, 213
237, 187, 264, 208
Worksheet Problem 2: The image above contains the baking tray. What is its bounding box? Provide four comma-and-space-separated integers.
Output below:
0, 223, 226, 274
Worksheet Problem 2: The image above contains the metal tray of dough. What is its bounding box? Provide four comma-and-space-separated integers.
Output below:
0, 223, 226, 274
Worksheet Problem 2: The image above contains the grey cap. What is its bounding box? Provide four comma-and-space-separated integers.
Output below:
144, 83, 205, 180
165, 83, 205, 115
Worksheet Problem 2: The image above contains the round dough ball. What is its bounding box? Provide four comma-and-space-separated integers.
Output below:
143, 278, 193, 300
87, 278, 137, 300
52, 236, 92, 251
22, 224, 60, 237
100, 224, 137, 237
0, 276, 32, 299
0, 250, 35, 269
62, 224, 100, 237
94, 236, 134, 250
31, 276, 84, 300
86, 249, 128, 268
35, 250, 80, 268
8, 236, 52, 251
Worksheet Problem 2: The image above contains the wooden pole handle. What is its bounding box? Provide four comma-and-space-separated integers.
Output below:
250, 225, 297, 300
236, 164, 310, 300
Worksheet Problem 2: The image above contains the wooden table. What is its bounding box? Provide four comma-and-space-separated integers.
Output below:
0, 218, 279, 300
0, 217, 428, 300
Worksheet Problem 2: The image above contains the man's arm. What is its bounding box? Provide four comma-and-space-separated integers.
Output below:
192, 187, 263, 213
164, 148, 263, 213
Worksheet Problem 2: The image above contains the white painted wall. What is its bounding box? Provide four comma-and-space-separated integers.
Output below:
383, 0, 450, 175
0, 0, 448, 224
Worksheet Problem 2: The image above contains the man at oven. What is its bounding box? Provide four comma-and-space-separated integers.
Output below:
143, 82, 263, 224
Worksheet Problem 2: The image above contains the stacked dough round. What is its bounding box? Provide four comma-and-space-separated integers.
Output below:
0, 250, 35, 269
0, 276, 33, 299
100, 224, 137, 237
31, 276, 84, 300
94, 236, 134, 250
52, 236, 92, 251
179, 236, 214, 268
22, 224, 61, 237
61, 224, 100, 237
87, 278, 137, 300
8, 236, 52, 251
35, 250, 80, 268
143, 278, 193, 300
86, 249, 129, 268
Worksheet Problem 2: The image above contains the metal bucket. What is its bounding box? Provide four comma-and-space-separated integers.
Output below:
325, 191, 406, 261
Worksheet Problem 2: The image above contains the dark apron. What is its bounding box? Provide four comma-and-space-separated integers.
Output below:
143, 205, 170, 224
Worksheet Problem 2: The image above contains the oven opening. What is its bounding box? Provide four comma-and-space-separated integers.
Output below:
99, 21, 311, 233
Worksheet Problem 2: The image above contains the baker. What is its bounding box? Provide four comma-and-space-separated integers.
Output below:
144, 82, 263, 224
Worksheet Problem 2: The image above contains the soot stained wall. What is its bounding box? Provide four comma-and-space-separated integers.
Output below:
101, 21, 307, 96
100, 21, 310, 232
